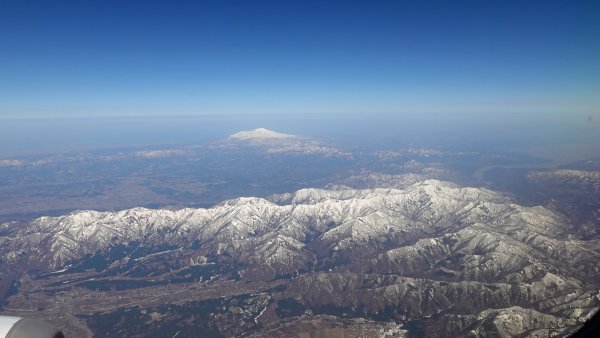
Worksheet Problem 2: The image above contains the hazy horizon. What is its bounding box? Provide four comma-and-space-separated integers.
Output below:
0, 113, 598, 163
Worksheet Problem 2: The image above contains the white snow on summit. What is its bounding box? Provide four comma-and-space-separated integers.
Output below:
228, 128, 296, 140
221, 128, 352, 158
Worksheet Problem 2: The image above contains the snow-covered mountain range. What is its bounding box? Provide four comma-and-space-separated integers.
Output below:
2, 179, 598, 336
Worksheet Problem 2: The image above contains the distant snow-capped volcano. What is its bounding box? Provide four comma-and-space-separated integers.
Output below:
228, 128, 296, 140
222, 128, 352, 158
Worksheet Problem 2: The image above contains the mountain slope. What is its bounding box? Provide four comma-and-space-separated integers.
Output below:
1, 180, 599, 337
215, 128, 352, 157
228, 128, 297, 140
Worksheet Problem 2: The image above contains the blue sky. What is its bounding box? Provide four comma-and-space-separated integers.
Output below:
0, 0, 598, 119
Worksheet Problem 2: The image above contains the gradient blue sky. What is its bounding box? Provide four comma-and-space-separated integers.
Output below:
0, 0, 599, 119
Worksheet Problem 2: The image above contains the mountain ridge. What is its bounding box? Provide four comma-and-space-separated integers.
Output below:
2, 179, 599, 337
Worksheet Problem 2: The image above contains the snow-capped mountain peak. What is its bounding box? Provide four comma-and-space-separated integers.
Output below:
228, 128, 296, 140
220, 128, 352, 158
